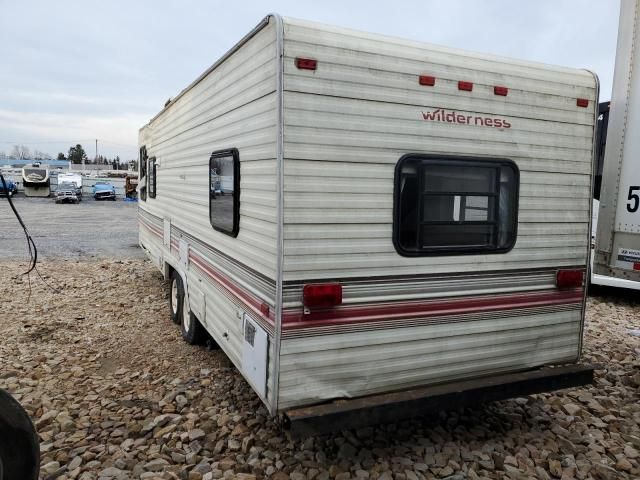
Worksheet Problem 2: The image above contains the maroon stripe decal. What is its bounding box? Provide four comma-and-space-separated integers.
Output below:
281, 290, 583, 330
139, 217, 583, 333
140, 217, 163, 238
189, 250, 275, 324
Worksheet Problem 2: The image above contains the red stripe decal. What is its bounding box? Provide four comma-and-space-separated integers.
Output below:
139, 217, 163, 238
281, 289, 583, 330
139, 216, 583, 333
189, 251, 276, 324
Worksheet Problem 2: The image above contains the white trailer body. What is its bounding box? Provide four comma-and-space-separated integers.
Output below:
139, 15, 597, 428
22, 164, 50, 197
593, 0, 640, 290
56, 173, 83, 189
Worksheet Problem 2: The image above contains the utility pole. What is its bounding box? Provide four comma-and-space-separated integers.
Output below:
95, 139, 98, 164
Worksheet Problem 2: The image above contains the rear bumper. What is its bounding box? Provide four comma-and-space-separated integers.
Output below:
283, 363, 594, 437
592, 273, 640, 291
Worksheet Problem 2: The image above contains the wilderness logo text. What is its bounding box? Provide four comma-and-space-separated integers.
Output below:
421, 109, 512, 129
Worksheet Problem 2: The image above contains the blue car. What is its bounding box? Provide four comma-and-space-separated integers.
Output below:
0, 178, 18, 197
92, 182, 116, 201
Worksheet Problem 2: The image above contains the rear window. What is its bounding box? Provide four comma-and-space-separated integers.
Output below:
394, 155, 519, 256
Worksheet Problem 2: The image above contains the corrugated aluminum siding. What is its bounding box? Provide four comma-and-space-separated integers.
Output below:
277, 17, 596, 408
138, 19, 279, 410
278, 308, 581, 408
281, 18, 596, 280
141, 22, 278, 279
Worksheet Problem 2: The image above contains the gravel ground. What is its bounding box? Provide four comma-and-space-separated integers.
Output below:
1, 260, 639, 480
0, 196, 142, 259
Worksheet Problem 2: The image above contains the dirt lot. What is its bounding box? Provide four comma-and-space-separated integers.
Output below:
0, 196, 142, 259
0, 200, 639, 480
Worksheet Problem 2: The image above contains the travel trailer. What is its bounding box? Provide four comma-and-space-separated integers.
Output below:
22, 163, 50, 197
139, 14, 598, 433
592, 0, 640, 290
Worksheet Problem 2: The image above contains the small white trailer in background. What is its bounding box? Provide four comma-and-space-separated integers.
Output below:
593, 0, 640, 290
22, 163, 50, 197
139, 14, 598, 434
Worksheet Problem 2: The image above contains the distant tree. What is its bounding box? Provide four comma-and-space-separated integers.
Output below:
10, 145, 31, 159
0, 151, 6, 160
57, 152, 66, 160
33, 150, 52, 160
67, 144, 88, 164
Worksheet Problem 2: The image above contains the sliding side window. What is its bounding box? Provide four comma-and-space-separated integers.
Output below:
394, 155, 518, 256
148, 157, 156, 198
209, 149, 240, 237
139, 146, 147, 201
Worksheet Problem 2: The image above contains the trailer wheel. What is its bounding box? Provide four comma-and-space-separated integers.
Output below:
0, 389, 39, 480
181, 307, 206, 345
169, 272, 184, 325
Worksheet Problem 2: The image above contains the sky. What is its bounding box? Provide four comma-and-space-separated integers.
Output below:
0, 0, 621, 161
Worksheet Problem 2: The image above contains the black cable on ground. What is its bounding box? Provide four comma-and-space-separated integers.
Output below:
1, 173, 60, 296
0, 173, 37, 274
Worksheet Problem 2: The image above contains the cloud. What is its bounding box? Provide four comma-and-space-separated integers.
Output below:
0, 109, 144, 159
0, 0, 620, 159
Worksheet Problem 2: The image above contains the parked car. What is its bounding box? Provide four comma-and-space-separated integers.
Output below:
55, 181, 81, 204
92, 182, 116, 201
0, 178, 18, 197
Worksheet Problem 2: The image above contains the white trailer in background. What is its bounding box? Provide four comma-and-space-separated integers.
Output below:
139, 14, 598, 434
593, 0, 640, 290
22, 163, 50, 197
56, 172, 83, 190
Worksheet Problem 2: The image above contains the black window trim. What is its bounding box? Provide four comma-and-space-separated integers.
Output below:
148, 156, 157, 199
139, 146, 147, 202
393, 153, 519, 257
209, 148, 240, 237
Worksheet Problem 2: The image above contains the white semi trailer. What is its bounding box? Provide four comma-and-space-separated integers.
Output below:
593, 0, 640, 290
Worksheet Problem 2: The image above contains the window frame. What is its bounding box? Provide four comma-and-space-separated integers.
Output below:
148, 157, 157, 199
393, 154, 519, 257
209, 148, 240, 237
139, 146, 147, 201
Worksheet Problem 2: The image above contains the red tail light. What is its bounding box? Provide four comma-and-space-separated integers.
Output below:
295, 58, 317, 70
576, 98, 589, 108
419, 75, 436, 86
556, 269, 584, 289
303, 283, 342, 309
458, 81, 473, 91
494, 86, 509, 96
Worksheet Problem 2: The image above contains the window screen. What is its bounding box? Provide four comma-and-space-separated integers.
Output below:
148, 157, 156, 198
394, 155, 519, 256
209, 149, 240, 237
139, 146, 147, 201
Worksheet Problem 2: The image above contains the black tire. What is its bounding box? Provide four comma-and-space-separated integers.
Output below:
181, 310, 207, 345
0, 389, 40, 480
169, 272, 184, 325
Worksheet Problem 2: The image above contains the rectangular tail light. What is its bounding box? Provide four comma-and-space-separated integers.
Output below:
419, 75, 436, 86
556, 269, 584, 289
458, 81, 473, 91
576, 98, 589, 108
303, 283, 342, 309
494, 86, 509, 96
295, 58, 317, 70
